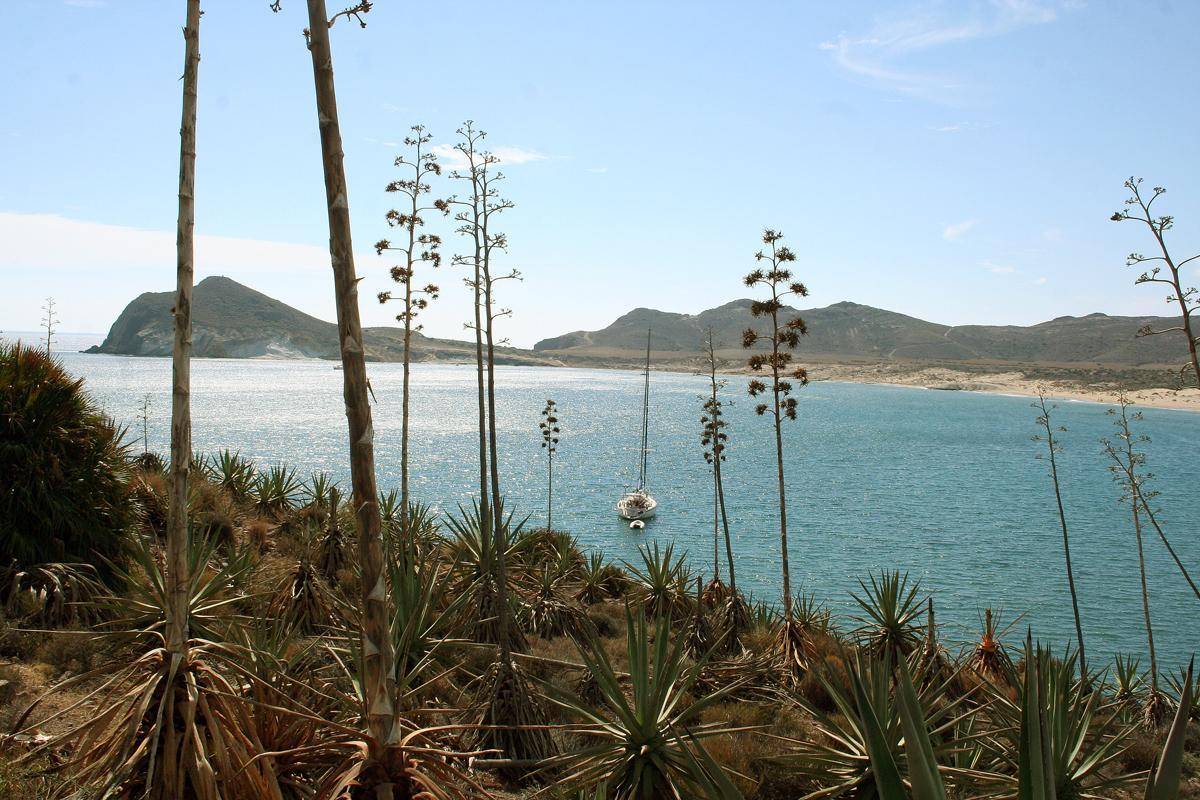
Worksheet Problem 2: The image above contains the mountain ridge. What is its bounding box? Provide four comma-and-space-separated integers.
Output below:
89, 275, 1190, 370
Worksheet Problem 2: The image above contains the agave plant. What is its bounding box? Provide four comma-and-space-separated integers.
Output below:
1165, 664, 1199, 721
318, 486, 349, 580
779, 650, 983, 799
986, 634, 1139, 799
1111, 654, 1146, 708
521, 565, 587, 640
849, 570, 927, 663
211, 449, 256, 503
268, 554, 344, 636
969, 608, 1016, 683
624, 541, 691, 620
575, 551, 626, 605
252, 464, 302, 519
2, 561, 107, 627
303, 470, 338, 509
443, 501, 527, 652
101, 533, 253, 643
536, 608, 748, 799
13, 641, 285, 800
1146, 661, 1194, 800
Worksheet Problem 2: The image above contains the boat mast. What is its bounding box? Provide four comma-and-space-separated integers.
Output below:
638, 328, 651, 490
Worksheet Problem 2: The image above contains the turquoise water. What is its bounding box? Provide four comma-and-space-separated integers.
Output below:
51, 347, 1200, 670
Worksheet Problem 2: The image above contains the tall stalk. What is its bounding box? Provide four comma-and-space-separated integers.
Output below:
701, 330, 736, 595
1111, 177, 1200, 388
376, 126, 446, 541
300, 0, 396, 749
742, 230, 808, 623
166, 0, 200, 664
1102, 396, 1168, 725
539, 399, 560, 531
1032, 390, 1087, 676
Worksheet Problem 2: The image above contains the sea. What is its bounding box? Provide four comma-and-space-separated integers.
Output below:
12, 333, 1200, 669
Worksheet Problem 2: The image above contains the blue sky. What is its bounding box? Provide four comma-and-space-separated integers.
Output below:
2, 0, 1198, 348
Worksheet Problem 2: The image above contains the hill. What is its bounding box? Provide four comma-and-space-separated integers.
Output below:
534, 299, 1189, 367
88, 276, 559, 365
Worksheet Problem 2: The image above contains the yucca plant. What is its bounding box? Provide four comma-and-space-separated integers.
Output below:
970, 608, 1015, 683
1165, 664, 1198, 721
624, 540, 691, 620
101, 532, 253, 644
2, 561, 107, 627
536, 608, 748, 799
988, 633, 1139, 799
1, 342, 137, 571
269, 553, 344, 636
443, 501, 528, 653
684, 575, 715, 660
575, 551, 626, 605
521, 565, 587, 640
212, 448, 256, 503
779, 650, 983, 799
318, 485, 349, 580
1112, 654, 1146, 708
850, 570, 927, 664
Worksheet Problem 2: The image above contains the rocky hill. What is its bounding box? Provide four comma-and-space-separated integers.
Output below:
535, 299, 1189, 367
88, 276, 559, 365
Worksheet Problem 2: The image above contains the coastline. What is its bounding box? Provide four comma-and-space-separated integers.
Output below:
799, 363, 1200, 413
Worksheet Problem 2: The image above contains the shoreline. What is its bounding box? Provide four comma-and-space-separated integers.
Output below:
63, 347, 1200, 413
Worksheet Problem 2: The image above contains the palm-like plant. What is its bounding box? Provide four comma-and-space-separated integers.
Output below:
780, 651, 982, 799
625, 541, 691, 620
987, 634, 1140, 799
318, 485, 349, 580
521, 565, 587, 639
2, 561, 107, 627
253, 464, 302, 519
212, 449, 256, 503
850, 570, 927, 664
969, 608, 1015, 683
1111, 654, 1146, 708
443, 501, 527, 653
537, 608, 748, 799
575, 551, 626, 604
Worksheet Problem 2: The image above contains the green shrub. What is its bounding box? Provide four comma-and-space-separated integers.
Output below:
0, 343, 135, 570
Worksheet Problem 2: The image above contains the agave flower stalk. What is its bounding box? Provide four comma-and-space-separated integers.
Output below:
1032, 389, 1088, 676
1111, 177, 1200, 387
1102, 396, 1168, 725
701, 329, 736, 595
376, 126, 447, 540
165, 0, 200, 669
742, 228, 809, 675
539, 398, 560, 531
290, 0, 397, 757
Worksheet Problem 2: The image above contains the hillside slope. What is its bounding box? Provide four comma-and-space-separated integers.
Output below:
535, 300, 1188, 366
89, 276, 559, 365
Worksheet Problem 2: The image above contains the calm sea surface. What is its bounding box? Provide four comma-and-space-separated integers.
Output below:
36, 336, 1200, 669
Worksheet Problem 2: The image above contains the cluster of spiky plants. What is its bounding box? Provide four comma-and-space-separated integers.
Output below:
625, 541, 691, 620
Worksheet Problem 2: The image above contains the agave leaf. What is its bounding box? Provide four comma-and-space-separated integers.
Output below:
1017, 632, 1056, 800
1145, 659, 1193, 800
848, 657, 906, 799
895, 657, 949, 800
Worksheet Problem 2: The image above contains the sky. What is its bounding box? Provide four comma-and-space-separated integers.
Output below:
1, 0, 1198, 348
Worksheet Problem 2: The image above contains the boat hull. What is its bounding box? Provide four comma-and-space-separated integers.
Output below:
616, 492, 658, 521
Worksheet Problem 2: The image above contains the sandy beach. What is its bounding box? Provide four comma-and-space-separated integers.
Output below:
805, 363, 1200, 412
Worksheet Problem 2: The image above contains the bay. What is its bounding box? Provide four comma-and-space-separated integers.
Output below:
52, 346, 1200, 669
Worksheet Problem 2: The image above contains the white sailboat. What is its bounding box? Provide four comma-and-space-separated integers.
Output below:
616, 329, 658, 524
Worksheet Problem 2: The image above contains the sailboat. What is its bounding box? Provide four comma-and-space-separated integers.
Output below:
616, 329, 658, 524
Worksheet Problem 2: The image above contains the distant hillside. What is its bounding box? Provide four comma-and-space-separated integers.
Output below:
89, 276, 559, 365
535, 299, 1189, 367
